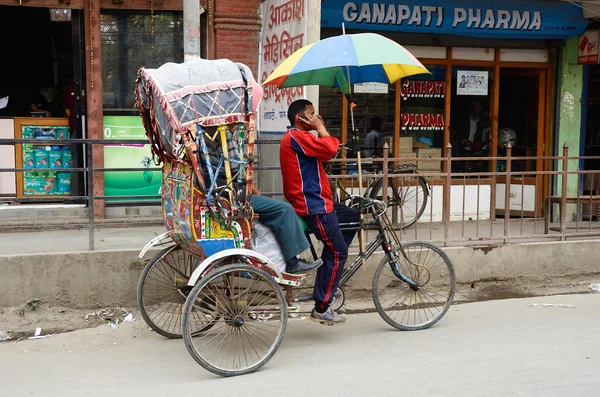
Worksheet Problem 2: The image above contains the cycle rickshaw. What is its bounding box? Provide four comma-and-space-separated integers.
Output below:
135, 58, 456, 377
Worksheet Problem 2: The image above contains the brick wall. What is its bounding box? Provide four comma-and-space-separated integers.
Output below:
213, 0, 262, 76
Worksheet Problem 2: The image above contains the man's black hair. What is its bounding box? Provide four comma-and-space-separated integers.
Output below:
287, 99, 312, 126
370, 116, 383, 131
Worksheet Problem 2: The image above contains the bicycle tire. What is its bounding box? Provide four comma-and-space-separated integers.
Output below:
137, 245, 212, 339
182, 263, 287, 377
372, 241, 456, 331
368, 175, 429, 229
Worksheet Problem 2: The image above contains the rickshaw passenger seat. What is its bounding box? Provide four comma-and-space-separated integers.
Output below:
297, 215, 311, 233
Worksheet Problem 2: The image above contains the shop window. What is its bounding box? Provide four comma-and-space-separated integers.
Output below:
101, 11, 183, 110
401, 65, 446, 173
449, 66, 493, 173
319, 84, 395, 157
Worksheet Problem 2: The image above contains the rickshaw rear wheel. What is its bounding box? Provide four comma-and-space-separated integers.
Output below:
182, 263, 287, 377
137, 246, 217, 339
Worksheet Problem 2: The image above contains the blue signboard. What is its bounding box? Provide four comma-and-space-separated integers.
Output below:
321, 0, 588, 39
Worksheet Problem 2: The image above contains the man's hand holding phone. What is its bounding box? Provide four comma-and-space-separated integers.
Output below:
298, 113, 329, 138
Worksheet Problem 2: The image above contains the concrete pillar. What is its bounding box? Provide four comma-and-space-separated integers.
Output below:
305, 0, 321, 112
184, 0, 203, 62
557, 37, 583, 221
84, 0, 105, 217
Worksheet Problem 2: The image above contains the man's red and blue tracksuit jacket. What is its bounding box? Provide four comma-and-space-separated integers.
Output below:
279, 127, 338, 216
280, 127, 357, 310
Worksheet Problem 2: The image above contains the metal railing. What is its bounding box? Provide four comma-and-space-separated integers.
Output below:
1, 137, 599, 250
254, 140, 600, 247
0, 138, 161, 250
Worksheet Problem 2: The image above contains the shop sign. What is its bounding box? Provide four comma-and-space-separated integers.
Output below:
354, 82, 388, 93
402, 113, 445, 130
103, 116, 161, 202
401, 80, 445, 99
259, 0, 308, 134
321, 0, 588, 39
457, 70, 488, 96
578, 30, 599, 65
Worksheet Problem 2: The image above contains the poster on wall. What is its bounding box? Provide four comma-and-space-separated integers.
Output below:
578, 30, 600, 64
457, 70, 488, 96
259, 0, 308, 135
103, 116, 161, 202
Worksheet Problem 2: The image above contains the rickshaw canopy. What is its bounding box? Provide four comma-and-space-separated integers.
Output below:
135, 58, 262, 160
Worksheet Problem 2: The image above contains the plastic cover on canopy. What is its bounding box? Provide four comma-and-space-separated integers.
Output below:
135, 58, 262, 160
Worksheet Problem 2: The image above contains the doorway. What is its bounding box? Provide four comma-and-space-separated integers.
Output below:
496, 68, 548, 217
0, 6, 86, 198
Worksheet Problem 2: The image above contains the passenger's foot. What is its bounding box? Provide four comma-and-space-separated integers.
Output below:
310, 307, 346, 326
286, 258, 322, 274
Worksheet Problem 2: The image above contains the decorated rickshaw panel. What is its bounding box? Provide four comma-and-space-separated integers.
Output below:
162, 162, 250, 259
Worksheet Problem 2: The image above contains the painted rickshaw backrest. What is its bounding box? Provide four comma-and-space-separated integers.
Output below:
135, 59, 262, 259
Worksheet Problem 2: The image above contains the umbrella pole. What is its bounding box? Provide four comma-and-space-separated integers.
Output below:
357, 151, 366, 272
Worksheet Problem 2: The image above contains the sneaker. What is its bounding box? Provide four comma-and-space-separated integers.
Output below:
310, 307, 346, 326
286, 259, 323, 274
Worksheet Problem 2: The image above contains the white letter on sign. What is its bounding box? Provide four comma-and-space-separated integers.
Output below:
453, 8, 466, 28
372, 3, 386, 24
529, 12, 542, 31
480, 10, 495, 29
408, 6, 422, 26
422, 6, 436, 27
397, 5, 410, 25
510, 11, 530, 30
496, 10, 510, 30
383, 5, 396, 24
356, 3, 371, 23
343, 2, 358, 22
467, 8, 481, 28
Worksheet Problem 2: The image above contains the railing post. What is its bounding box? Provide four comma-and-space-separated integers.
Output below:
444, 143, 452, 247
87, 141, 95, 251
504, 143, 512, 244
560, 143, 569, 241
382, 142, 389, 205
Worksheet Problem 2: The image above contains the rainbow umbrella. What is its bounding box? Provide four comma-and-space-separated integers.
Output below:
262, 33, 430, 95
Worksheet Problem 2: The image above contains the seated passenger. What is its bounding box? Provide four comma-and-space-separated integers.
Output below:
208, 126, 321, 275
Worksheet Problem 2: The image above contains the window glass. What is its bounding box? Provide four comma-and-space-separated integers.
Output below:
101, 11, 183, 110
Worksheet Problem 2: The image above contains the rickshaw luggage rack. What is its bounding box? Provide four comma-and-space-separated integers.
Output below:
134, 58, 455, 377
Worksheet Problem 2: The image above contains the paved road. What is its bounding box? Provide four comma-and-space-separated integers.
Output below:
1, 294, 599, 397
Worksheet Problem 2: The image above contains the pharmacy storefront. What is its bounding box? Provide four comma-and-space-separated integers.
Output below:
319, 0, 588, 220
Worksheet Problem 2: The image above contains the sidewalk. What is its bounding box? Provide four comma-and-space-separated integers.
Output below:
0, 226, 166, 256
1, 218, 599, 257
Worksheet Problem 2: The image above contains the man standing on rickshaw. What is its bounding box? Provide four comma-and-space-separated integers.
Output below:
280, 99, 359, 326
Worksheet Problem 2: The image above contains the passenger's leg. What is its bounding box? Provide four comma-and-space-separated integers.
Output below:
251, 195, 320, 274
304, 212, 348, 313
251, 194, 309, 260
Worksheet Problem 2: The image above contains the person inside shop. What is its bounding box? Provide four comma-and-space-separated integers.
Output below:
61, 75, 76, 135
28, 94, 52, 117
280, 99, 360, 326
363, 116, 385, 159
450, 98, 490, 171
451, 99, 490, 153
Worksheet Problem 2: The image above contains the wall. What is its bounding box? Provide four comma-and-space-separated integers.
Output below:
1, 239, 598, 308
214, 0, 262, 76
255, 0, 322, 194
557, 37, 583, 221
0, 119, 16, 195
